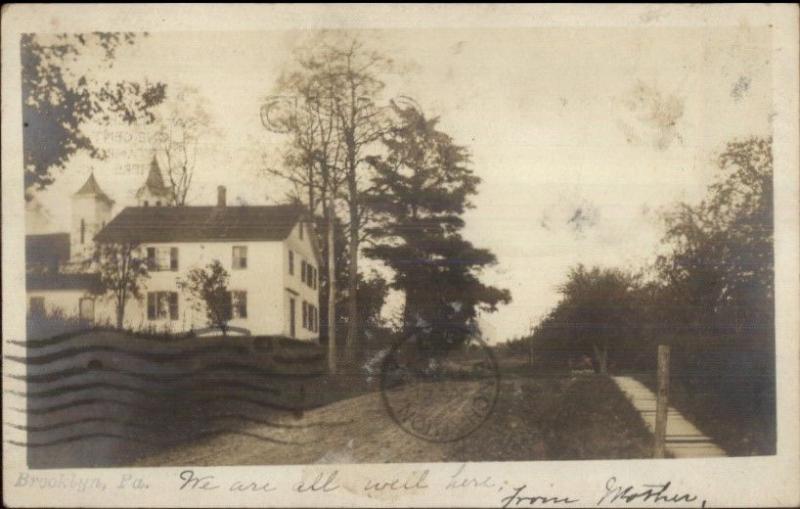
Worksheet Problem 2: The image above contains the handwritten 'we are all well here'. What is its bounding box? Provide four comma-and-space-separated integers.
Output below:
176, 464, 708, 507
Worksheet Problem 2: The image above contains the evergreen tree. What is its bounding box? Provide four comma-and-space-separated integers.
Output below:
365, 103, 510, 353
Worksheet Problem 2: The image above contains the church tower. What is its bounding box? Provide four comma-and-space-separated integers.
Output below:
136, 156, 172, 207
71, 173, 114, 264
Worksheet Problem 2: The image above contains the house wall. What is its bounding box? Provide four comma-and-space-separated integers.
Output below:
105, 240, 292, 337
29, 224, 321, 341
283, 221, 320, 341
27, 289, 96, 318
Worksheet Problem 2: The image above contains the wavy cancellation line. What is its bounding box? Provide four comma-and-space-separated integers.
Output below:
8, 362, 324, 384
13, 394, 326, 415
5, 413, 353, 433
10, 330, 325, 348
9, 379, 284, 398
5, 345, 323, 366
7, 427, 312, 448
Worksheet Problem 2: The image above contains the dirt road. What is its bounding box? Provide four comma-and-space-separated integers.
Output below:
135, 375, 653, 466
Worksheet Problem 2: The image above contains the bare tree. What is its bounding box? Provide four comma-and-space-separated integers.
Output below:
264, 68, 348, 372
281, 34, 393, 366
95, 242, 149, 328
152, 86, 214, 206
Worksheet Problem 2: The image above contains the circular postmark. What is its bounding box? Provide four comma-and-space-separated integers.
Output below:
379, 331, 500, 443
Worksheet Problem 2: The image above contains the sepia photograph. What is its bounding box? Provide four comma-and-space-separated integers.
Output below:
2, 4, 799, 508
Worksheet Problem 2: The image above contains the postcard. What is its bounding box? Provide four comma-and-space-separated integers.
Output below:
2, 4, 799, 507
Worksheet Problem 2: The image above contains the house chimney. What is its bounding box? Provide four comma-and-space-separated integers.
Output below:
217, 186, 226, 207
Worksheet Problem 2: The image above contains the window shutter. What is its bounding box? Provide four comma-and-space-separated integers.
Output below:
301, 260, 306, 282
170, 247, 179, 271
147, 293, 156, 320
289, 250, 294, 275
302, 301, 308, 329
169, 292, 179, 320
147, 248, 156, 270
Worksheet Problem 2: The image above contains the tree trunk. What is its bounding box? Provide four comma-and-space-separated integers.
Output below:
326, 197, 337, 374
345, 174, 360, 367
116, 301, 124, 329
592, 343, 608, 374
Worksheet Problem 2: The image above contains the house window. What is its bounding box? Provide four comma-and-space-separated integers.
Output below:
147, 292, 178, 320
232, 291, 247, 318
301, 263, 316, 288
170, 247, 179, 271
232, 246, 248, 269
288, 250, 294, 275
303, 304, 317, 332
80, 219, 85, 244
79, 298, 95, 321
29, 297, 45, 317
147, 247, 179, 271
302, 302, 318, 332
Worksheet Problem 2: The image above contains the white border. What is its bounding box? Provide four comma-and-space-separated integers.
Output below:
2, 4, 798, 507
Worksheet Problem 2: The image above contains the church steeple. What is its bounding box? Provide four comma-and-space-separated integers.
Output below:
74, 172, 114, 205
71, 172, 114, 264
136, 156, 172, 206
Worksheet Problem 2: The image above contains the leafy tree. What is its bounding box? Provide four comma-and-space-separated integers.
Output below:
21, 32, 166, 197
95, 242, 149, 328
178, 260, 232, 335
658, 137, 773, 342
657, 137, 774, 426
553, 265, 641, 374
365, 103, 510, 353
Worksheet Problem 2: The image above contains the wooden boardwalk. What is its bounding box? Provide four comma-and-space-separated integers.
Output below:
612, 376, 727, 458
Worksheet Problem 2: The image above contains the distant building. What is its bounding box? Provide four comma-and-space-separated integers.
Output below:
136, 156, 172, 207
70, 173, 114, 265
26, 233, 70, 273
26, 171, 320, 340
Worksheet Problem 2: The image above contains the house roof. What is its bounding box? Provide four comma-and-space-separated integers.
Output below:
26, 233, 70, 267
95, 204, 306, 243
74, 173, 114, 205
27, 272, 102, 292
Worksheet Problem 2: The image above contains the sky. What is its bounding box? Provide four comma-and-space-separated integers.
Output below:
25, 27, 773, 342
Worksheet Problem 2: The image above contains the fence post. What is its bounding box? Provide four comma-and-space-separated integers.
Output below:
528, 335, 534, 368
653, 344, 671, 458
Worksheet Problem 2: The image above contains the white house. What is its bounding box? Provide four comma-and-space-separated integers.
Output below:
26, 164, 321, 341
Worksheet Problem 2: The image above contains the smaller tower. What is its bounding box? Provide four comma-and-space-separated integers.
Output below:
136, 156, 172, 207
71, 173, 114, 265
